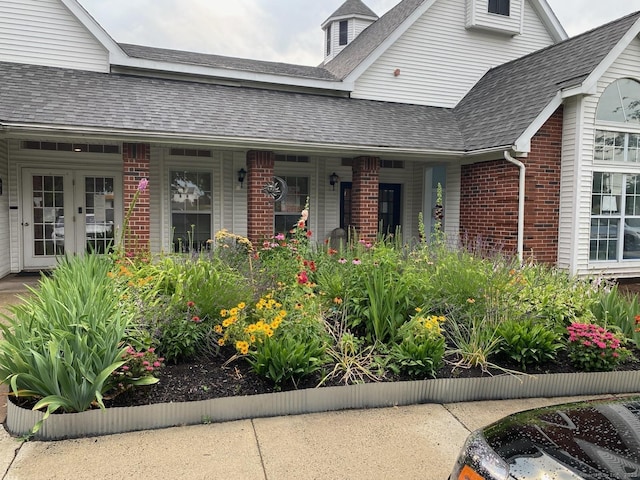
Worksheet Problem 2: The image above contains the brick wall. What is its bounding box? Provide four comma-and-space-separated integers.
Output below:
460, 107, 563, 263
247, 150, 275, 244
351, 156, 380, 242
122, 143, 150, 254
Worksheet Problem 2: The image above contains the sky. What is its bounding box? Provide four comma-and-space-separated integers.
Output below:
78, 0, 640, 66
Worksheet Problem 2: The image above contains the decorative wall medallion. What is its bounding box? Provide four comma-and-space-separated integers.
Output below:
262, 176, 288, 202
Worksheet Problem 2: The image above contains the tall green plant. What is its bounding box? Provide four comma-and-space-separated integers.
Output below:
0, 255, 156, 432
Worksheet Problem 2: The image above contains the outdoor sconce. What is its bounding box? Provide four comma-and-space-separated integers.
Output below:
237, 168, 247, 188
329, 172, 339, 190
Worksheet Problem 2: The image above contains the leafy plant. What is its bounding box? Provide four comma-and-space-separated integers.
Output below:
319, 311, 382, 386
497, 318, 564, 371
391, 313, 446, 378
566, 323, 630, 372
445, 314, 504, 373
152, 301, 211, 363
0, 254, 157, 432
591, 284, 640, 347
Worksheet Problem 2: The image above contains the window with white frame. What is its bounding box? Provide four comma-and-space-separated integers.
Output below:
170, 170, 212, 252
274, 176, 309, 234
591, 78, 640, 262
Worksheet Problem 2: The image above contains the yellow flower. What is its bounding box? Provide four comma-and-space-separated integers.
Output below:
238, 302, 246, 310
229, 307, 239, 316
467, 298, 476, 304
217, 338, 225, 346
294, 303, 303, 310
415, 307, 422, 313
214, 325, 223, 334
250, 335, 256, 343
279, 310, 287, 317
220, 309, 228, 317
222, 318, 232, 328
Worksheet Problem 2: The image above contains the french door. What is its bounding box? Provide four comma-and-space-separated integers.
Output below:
22, 169, 122, 269
340, 182, 402, 234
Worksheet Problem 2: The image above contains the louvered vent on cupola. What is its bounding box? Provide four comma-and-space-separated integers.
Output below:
322, 0, 378, 62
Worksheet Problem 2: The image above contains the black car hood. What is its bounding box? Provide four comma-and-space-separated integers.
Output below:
483, 397, 640, 479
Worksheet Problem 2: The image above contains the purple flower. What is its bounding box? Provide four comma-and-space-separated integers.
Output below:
137, 178, 149, 192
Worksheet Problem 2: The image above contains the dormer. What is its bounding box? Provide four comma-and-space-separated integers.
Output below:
322, 0, 378, 62
466, 0, 524, 36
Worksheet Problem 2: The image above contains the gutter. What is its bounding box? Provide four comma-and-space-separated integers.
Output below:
504, 150, 525, 264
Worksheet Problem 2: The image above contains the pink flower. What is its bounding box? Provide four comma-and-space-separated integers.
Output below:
352, 258, 361, 265
275, 233, 285, 241
122, 365, 130, 371
142, 361, 149, 366
137, 178, 149, 192
338, 258, 347, 264
153, 361, 162, 367
145, 366, 154, 371
148, 347, 155, 353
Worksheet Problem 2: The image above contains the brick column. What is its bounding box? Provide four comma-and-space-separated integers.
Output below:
123, 143, 150, 254
247, 150, 275, 244
351, 156, 380, 243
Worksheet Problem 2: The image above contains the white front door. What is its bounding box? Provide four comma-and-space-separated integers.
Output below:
22, 169, 122, 269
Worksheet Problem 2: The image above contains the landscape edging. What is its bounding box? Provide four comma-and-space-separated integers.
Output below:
7, 370, 640, 440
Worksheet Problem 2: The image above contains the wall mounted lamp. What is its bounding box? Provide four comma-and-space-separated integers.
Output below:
329, 172, 340, 191
238, 168, 247, 188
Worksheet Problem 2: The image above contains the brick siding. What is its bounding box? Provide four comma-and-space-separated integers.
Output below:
460, 107, 563, 264
351, 156, 380, 243
122, 143, 150, 254
247, 150, 275, 244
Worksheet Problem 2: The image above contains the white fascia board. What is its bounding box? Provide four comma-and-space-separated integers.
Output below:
58, 0, 128, 63
529, 0, 567, 42
343, 0, 438, 84
561, 83, 597, 98
513, 92, 563, 153
579, 17, 640, 95
113, 57, 354, 92
0, 123, 464, 158
321, 14, 379, 29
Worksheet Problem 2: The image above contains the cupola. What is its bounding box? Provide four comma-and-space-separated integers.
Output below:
322, 0, 378, 62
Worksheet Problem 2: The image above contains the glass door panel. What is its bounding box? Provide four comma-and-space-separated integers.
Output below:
32, 174, 65, 256
84, 176, 115, 253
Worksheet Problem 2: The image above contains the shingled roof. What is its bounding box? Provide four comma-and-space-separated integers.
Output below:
0, 61, 462, 152
455, 10, 640, 151
323, 0, 425, 79
119, 44, 339, 81
323, 0, 378, 24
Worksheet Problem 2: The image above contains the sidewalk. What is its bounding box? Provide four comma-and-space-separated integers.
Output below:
0, 274, 609, 479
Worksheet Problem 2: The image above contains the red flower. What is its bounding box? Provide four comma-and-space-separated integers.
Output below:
309, 261, 317, 272
306, 230, 313, 238
186, 301, 195, 308
192, 316, 202, 323
298, 221, 305, 228
328, 248, 337, 255
297, 271, 309, 285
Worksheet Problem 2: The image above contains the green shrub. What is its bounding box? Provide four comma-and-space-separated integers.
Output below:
391, 313, 446, 378
0, 255, 157, 431
497, 318, 564, 371
591, 284, 640, 347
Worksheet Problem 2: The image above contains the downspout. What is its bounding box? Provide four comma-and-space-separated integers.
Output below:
504, 151, 525, 264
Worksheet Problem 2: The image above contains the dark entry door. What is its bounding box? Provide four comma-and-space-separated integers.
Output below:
340, 183, 402, 234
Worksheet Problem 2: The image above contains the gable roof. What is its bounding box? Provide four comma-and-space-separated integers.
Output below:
323, 0, 379, 25
0, 61, 463, 155
454, 10, 640, 152
323, 0, 567, 81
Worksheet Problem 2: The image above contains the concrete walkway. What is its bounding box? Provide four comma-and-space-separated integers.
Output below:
0, 274, 615, 479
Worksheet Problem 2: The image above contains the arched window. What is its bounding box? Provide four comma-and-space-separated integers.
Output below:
596, 78, 640, 124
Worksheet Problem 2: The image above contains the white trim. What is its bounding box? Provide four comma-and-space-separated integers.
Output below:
573, 18, 640, 97
57, 0, 128, 64
0, 123, 465, 158
514, 91, 563, 153
570, 96, 585, 276
321, 14, 378, 29
528, 0, 567, 42
113, 58, 353, 92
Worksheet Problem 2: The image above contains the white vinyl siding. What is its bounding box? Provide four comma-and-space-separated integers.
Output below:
0, 139, 10, 278
0, 0, 108, 72
575, 37, 640, 277
352, 0, 554, 107
466, 0, 523, 36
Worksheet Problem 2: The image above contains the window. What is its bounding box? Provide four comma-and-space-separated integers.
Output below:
170, 170, 212, 252
596, 78, 640, 124
488, 0, 510, 16
590, 172, 640, 261
326, 25, 331, 56
274, 176, 309, 233
339, 20, 348, 46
